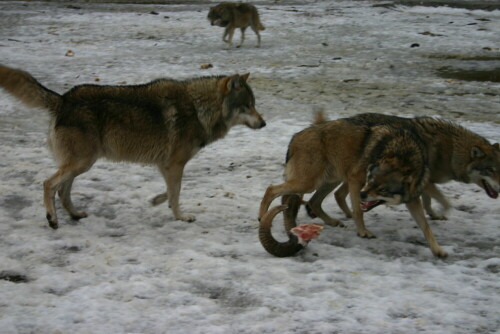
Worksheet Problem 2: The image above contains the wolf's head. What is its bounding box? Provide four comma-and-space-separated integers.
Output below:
360, 158, 415, 211
219, 73, 266, 130
207, 4, 229, 27
360, 158, 429, 211
467, 143, 500, 199
359, 129, 430, 212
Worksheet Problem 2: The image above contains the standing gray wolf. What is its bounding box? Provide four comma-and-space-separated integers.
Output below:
0, 65, 266, 229
258, 115, 451, 257
306, 113, 500, 226
207, 2, 265, 48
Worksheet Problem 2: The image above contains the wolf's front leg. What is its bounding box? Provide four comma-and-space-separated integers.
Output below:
224, 27, 235, 49
348, 178, 375, 238
406, 198, 447, 258
159, 163, 195, 222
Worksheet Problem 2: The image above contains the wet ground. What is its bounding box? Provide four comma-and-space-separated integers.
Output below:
394, 0, 500, 11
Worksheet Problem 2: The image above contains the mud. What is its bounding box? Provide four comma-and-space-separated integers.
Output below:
437, 67, 500, 83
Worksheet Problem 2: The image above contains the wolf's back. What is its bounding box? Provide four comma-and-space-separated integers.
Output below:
0, 65, 62, 114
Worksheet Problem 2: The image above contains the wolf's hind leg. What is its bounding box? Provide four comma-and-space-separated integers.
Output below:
58, 178, 87, 220
307, 182, 344, 227
423, 183, 450, 220
251, 26, 261, 47
259, 179, 317, 221
44, 161, 93, 229
237, 27, 246, 47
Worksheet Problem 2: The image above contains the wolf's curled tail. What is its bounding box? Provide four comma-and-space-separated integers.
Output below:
0, 65, 61, 114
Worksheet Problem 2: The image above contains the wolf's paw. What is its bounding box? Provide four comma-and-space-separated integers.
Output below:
46, 213, 58, 229
429, 213, 448, 221
433, 248, 448, 258
177, 213, 196, 223
357, 229, 376, 239
70, 211, 88, 220
324, 218, 345, 228
151, 193, 168, 206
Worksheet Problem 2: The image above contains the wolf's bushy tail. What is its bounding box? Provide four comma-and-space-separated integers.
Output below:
0, 65, 62, 114
251, 8, 265, 31
257, 20, 265, 31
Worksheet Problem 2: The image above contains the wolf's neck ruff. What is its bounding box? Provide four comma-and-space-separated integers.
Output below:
185, 77, 231, 143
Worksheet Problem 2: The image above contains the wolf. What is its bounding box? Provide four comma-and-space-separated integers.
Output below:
258, 115, 450, 257
306, 113, 500, 227
0, 65, 266, 229
207, 2, 265, 48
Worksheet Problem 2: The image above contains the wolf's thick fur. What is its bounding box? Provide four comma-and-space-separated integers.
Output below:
308, 113, 500, 223
258, 116, 450, 257
0, 65, 266, 229
208, 2, 265, 48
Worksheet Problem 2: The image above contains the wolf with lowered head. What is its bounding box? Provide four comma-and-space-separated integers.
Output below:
258, 113, 451, 257
307, 113, 500, 223
0, 65, 265, 229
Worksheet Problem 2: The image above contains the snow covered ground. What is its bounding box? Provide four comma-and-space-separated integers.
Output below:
0, 1, 499, 333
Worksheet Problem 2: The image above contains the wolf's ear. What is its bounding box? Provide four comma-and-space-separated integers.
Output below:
227, 75, 242, 92
241, 73, 250, 82
220, 75, 241, 94
471, 146, 485, 159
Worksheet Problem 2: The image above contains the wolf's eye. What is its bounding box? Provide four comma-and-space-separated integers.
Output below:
481, 167, 495, 175
378, 188, 389, 195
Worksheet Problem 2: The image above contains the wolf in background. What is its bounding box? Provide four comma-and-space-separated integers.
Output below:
0, 65, 266, 229
208, 2, 265, 48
